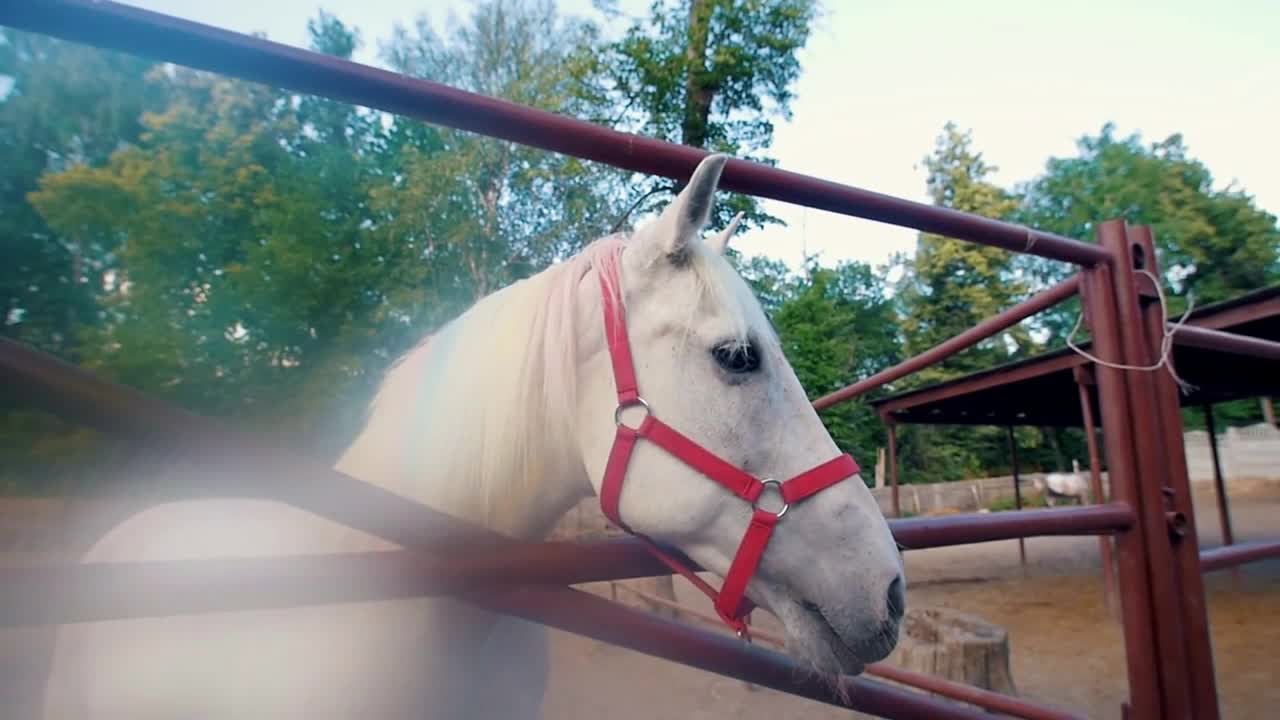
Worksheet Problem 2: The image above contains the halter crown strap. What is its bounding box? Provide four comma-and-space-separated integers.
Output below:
595, 254, 860, 639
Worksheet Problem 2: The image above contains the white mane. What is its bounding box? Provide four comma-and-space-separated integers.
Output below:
333, 229, 772, 538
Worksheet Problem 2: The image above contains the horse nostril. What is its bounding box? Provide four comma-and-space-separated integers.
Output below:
886, 575, 905, 622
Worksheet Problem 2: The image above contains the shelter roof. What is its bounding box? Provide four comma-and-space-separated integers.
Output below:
869, 286, 1280, 427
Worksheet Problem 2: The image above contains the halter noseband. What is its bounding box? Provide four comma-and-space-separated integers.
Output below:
595, 245, 859, 640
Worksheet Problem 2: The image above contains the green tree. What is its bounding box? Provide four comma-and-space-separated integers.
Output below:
0, 32, 164, 494
377, 0, 628, 311
731, 251, 794, 313
1018, 123, 1280, 328
25, 14, 397, 454
0, 30, 158, 359
583, 0, 819, 231
890, 124, 1049, 483
895, 123, 1029, 383
1017, 123, 1280, 430
24, 2, 632, 460
772, 258, 900, 471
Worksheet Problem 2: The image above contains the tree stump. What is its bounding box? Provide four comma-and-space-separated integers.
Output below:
887, 606, 1017, 696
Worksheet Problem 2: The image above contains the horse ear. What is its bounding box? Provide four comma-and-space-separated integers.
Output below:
706, 212, 744, 255
647, 154, 729, 263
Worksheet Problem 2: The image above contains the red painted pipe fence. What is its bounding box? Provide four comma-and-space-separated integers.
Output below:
1, 3, 1277, 720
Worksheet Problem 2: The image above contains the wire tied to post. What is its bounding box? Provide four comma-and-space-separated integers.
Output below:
1066, 269, 1197, 395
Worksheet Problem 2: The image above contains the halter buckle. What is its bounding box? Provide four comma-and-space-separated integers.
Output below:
753, 479, 790, 519
614, 397, 651, 430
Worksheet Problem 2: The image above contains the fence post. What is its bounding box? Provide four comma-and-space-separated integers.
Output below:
1127, 224, 1222, 720
884, 418, 901, 518
1073, 365, 1119, 619
1091, 219, 1201, 720
1079, 231, 1166, 720
1005, 427, 1028, 574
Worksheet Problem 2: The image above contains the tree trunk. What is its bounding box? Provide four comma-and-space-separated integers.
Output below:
680, 0, 714, 152
887, 607, 1017, 696
1262, 397, 1276, 427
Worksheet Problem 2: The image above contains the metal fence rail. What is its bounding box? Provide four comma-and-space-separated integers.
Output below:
1, 2, 1277, 719
0, 0, 1110, 267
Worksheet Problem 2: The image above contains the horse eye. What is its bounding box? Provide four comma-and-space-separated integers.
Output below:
712, 341, 760, 374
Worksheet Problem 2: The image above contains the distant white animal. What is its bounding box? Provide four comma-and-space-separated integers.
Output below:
1035, 459, 1092, 506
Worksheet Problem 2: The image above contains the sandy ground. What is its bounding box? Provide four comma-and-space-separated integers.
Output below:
3, 489, 1278, 719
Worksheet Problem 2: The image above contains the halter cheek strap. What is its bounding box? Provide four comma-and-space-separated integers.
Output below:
595, 250, 859, 640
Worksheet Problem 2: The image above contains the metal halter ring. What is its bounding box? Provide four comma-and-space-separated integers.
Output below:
753, 479, 790, 519
614, 397, 651, 429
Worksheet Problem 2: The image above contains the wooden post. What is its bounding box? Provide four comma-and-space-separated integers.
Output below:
1006, 426, 1027, 574
886, 420, 901, 518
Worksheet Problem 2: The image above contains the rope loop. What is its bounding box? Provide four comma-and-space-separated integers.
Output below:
1066, 269, 1196, 394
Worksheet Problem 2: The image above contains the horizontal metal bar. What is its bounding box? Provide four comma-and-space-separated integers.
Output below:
0, 0, 1109, 267
6, 561, 1000, 719
485, 585, 997, 720
813, 276, 1081, 410
0, 504, 1136, 628
0, 336, 518, 552
0, 543, 659, 628
868, 663, 1082, 720
892, 503, 1134, 550
0, 333, 1133, 558
618, 585, 1084, 720
1170, 324, 1280, 362
1199, 539, 1280, 573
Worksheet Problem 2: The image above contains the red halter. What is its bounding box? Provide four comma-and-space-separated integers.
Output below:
595, 246, 859, 640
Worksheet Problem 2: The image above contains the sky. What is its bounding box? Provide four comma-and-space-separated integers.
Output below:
123, 0, 1279, 272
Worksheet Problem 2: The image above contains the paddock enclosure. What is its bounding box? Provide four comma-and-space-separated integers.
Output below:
2, 2, 1280, 719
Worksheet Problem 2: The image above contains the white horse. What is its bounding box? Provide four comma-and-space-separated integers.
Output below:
41, 155, 905, 719
1036, 459, 1092, 506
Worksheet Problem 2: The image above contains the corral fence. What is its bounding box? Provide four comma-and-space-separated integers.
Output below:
2, 2, 1280, 719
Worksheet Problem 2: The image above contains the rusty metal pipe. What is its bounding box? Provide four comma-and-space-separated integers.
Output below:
1079, 255, 1165, 719
1127, 225, 1219, 720
891, 503, 1132, 549
1169, 324, 1280, 361
0, 503, 1135, 627
484, 585, 999, 720
0, 0, 1111, 267
1097, 222, 1195, 720
0, 334, 1132, 545
1201, 405, 1234, 548
866, 664, 1083, 720
1074, 367, 1119, 619
1199, 539, 1280, 572
619, 585, 1085, 720
813, 276, 1080, 410
1007, 426, 1028, 572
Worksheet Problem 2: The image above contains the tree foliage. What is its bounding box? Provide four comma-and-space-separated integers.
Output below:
894, 123, 1029, 384
1, 3, 1275, 498
0, 30, 158, 359
1018, 123, 1280, 324
581, 0, 818, 231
